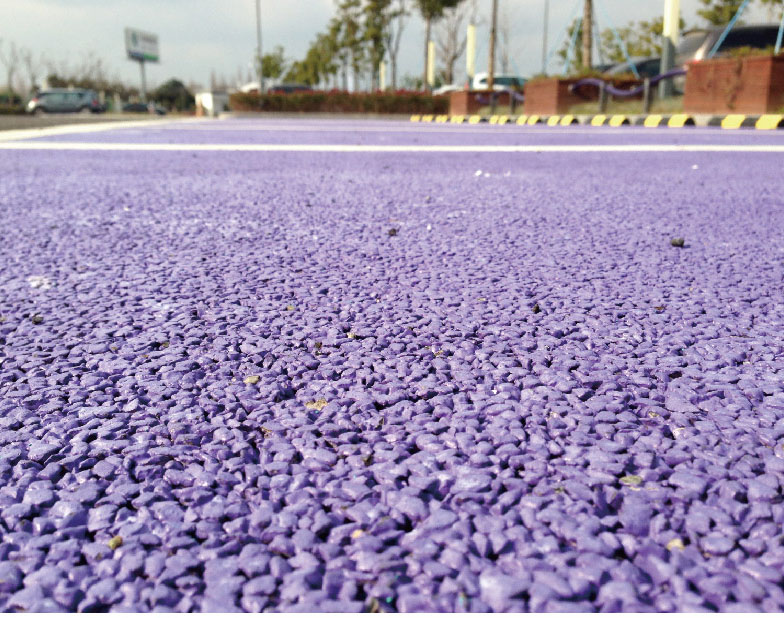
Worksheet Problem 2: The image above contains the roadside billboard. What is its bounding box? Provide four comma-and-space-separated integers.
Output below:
125, 27, 159, 62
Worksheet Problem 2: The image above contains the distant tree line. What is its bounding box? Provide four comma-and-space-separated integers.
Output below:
271, 0, 476, 91
0, 38, 199, 111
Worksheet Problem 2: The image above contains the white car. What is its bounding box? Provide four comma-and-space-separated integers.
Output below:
433, 84, 460, 96
472, 73, 526, 91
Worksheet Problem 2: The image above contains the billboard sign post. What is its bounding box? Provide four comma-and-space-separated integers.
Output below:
125, 27, 159, 103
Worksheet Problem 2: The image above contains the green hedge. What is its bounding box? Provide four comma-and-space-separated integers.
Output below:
0, 104, 25, 115
229, 90, 449, 114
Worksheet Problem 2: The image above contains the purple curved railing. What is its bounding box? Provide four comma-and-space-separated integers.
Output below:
569, 68, 687, 98
474, 89, 525, 106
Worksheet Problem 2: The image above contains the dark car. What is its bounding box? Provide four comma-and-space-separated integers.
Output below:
26, 88, 104, 115
267, 83, 312, 94
123, 102, 167, 115
676, 24, 782, 64
593, 62, 616, 73
604, 56, 662, 79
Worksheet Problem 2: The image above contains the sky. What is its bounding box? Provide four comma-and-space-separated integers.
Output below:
1, 0, 778, 92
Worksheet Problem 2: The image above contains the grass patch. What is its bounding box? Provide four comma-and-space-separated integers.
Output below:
477, 105, 517, 116
477, 96, 684, 117
568, 96, 684, 116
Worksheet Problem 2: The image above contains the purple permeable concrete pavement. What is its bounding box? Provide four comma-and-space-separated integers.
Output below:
0, 119, 783, 612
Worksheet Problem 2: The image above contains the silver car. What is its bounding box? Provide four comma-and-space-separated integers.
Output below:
26, 89, 105, 115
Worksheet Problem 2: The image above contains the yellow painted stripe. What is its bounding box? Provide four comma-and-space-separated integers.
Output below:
668, 114, 692, 128
546, 115, 560, 126
489, 115, 499, 124
468, 115, 482, 124
560, 115, 576, 126
421, 115, 434, 123
516, 115, 529, 125
497, 115, 510, 125
609, 115, 628, 127
452, 115, 466, 124
644, 115, 663, 128
410, 115, 421, 123
527, 115, 541, 125
721, 114, 745, 129
756, 114, 784, 130
591, 115, 607, 127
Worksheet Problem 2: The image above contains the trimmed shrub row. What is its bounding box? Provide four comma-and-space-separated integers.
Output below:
0, 104, 25, 115
229, 90, 449, 115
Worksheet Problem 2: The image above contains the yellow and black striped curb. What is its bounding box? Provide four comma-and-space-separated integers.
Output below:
708, 114, 784, 130
640, 114, 696, 128
410, 113, 784, 129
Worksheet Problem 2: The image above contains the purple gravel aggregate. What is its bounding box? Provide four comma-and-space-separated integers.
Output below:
1, 120, 784, 611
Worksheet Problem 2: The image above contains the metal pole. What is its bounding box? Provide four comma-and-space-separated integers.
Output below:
643, 77, 651, 113
599, 81, 607, 113
139, 60, 147, 103
659, 0, 679, 98
427, 40, 436, 89
255, 0, 264, 94
467, 23, 476, 86
542, 0, 549, 75
488, 0, 498, 91
423, 17, 431, 91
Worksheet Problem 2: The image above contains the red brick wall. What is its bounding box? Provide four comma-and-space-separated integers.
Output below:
523, 79, 597, 115
684, 55, 784, 114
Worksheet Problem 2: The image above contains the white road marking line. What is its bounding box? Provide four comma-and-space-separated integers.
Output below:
1, 141, 783, 153
149, 124, 690, 136
0, 118, 189, 142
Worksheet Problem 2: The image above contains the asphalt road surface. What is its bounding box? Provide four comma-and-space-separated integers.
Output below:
0, 113, 164, 132
1, 118, 783, 612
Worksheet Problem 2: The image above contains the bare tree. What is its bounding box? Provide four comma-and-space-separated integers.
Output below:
582, 0, 592, 69
497, 2, 516, 74
0, 39, 20, 92
20, 47, 44, 93
383, 0, 408, 89
436, 2, 471, 85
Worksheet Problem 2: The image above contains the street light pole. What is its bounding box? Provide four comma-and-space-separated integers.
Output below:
542, 0, 549, 75
659, 0, 680, 98
255, 0, 264, 94
488, 0, 498, 91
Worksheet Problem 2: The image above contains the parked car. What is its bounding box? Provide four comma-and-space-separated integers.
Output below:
26, 89, 104, 115
433, 84, 460, 96
603, 56, 662, 80
472, 73, 526, 91
122, 102, 167, 115
676, 24, 782, 65
593, 62, 616, 73
267, 83, 312, 94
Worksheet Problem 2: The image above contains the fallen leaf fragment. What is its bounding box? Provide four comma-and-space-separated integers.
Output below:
305, 398, 328, 411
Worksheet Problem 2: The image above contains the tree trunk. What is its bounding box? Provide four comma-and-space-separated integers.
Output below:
488, 0, 498, 90
424, 17, 431, 91
391, 57, 397, 90
582, 0, 592, 69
